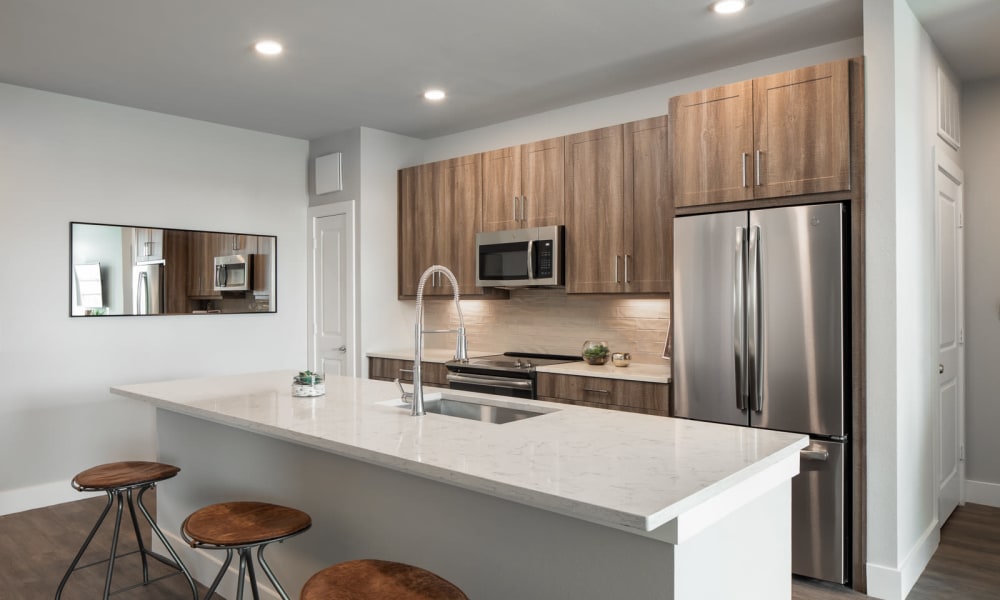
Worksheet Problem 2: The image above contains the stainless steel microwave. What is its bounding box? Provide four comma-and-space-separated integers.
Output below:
214, 254, 253, 291
475, 225, 564, 288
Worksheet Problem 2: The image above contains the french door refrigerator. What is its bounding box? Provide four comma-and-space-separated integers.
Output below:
673, 202, 848, 584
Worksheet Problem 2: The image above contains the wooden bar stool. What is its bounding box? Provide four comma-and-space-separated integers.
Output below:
55, 460, 197, 599
182, 501, 311, 600
300, 559, 469, 600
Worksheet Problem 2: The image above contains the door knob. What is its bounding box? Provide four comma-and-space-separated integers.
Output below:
938, 364, 944, 374
338, 346, 347, 352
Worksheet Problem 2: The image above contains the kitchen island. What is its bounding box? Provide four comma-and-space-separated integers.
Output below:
112, 371, 806, 600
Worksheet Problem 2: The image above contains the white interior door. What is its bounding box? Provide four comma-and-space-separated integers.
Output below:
934, 150, 964, 525
308, 202, 356, 378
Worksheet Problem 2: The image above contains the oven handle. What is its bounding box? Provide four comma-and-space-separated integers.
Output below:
446, 373, 534, 390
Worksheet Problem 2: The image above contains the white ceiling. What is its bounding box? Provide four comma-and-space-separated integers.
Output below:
908, 0, 1000, 83
0, 0, 868, 140
3, 1, 997, 142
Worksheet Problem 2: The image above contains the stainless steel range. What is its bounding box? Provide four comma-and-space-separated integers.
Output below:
445, 352, 582, 399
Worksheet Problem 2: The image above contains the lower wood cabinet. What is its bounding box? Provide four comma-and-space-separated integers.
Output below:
536, 372, 669, 416
368, 357, 449, 387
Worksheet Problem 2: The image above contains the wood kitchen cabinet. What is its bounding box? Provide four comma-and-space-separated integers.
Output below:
564, 117, 671, 294
398, 154, 500, 298
670, 59, 850, 208
132, 227, 164, 263
536, 372, 669, 416
187, 231, 225, 298
368, 357, 449, 387
482, 137, 565, 232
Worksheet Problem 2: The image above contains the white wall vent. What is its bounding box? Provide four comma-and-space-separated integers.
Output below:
937, 68, 961, 149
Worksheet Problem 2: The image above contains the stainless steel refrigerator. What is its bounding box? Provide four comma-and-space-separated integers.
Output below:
132, 261, 165, 315
673, 202, 848, 583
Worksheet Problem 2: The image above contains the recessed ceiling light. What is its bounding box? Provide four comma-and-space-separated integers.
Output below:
711, 0, 747, 14
254, 40, 283, 56
423, 89, 446, 101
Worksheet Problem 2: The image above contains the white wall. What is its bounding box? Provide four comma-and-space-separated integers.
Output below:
0, 83, 309, 515
961, 76, 1000, 505
863, 1, 962, 598
421, 39, 863, 162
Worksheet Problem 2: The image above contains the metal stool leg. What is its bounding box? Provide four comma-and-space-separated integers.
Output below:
244, 548, 261, 600
236, 549, 248, 600
55, 490, 115, 599
204, 548, 233, 600
135, 484, 198, 599
125, 487, 150, 583
257, 543, 291, 600
103, 490, 126, 599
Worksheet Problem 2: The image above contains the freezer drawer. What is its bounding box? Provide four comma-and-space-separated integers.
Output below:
792, 438, 846, 583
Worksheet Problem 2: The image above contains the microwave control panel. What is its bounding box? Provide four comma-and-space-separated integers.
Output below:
535, 240, 553, 278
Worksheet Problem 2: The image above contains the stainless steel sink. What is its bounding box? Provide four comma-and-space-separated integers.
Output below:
423, 397, 546, 424
378, 393, 553, 424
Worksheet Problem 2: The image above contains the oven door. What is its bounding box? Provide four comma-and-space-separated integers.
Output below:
446, 373, 534, 399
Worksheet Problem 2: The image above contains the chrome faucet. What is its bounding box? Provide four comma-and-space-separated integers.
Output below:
412, 265, 468, 416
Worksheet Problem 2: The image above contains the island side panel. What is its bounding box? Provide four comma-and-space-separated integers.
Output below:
154, 409, 679, 600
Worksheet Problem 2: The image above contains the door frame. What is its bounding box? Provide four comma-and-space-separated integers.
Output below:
932, 146, 965, 523
307, 200, 358, 377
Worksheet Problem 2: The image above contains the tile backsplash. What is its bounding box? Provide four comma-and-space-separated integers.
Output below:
421, 288, 671, 364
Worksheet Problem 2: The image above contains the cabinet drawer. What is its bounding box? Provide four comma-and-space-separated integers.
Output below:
368, 357, 448, 387
536, 373, 668, 414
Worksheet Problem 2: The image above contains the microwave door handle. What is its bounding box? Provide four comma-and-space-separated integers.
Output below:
216, 264, 225, 288
526, 239, 534, 280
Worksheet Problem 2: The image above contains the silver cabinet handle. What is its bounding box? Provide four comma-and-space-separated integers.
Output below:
801, 449, 830, 462
583, 388, 610, 394
521, 195, 527, 222
614, 255, 621, 283
734, 227, 747, 411
755, 150, 762, 186
742, 152, 748, 188
513, 195, 519, 221
624, 254, 630, 283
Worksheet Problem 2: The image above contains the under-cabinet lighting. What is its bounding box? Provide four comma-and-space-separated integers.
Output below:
711, 0, 747, 14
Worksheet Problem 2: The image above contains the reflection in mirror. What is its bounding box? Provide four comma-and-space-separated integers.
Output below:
70, 222, 277, 316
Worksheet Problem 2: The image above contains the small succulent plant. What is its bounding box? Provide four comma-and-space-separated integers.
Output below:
294, 370, 323, 385
582, 344, 609, 359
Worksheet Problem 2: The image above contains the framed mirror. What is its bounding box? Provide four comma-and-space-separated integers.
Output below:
70, 222, 277, 316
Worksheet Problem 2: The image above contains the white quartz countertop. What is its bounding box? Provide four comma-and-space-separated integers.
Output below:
112, 371, 804, 538
536, 359, 671, 383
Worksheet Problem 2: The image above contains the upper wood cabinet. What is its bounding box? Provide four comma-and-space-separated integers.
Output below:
398, 154, 485, 298
670, 59, 850, 208
565, 117, 671, 294
482, 137, 565, 232
624, 116, 671, 294
565, 125, 625, 293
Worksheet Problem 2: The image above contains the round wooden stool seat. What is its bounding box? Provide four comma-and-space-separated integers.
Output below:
182, 501, 312, 547
73, 461, 180, 491
300, 559, 469, 600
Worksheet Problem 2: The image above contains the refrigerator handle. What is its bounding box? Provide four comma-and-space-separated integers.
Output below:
137, 271, 149, 315
749, 225, 763, 412
733, 227, 747, 411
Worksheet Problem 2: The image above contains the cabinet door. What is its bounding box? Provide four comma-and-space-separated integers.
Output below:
436, 154, 483, 296
624, 116, 671, 294
565, 125, 625, 294
398, 163, 438, 297
163, 229, 189, 313
753, 59, 850, 198
670, 80, 754, 207
482, 146, 521, 232
521, 137, 565, 228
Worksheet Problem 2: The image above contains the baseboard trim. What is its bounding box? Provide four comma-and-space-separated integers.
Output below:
865, 520, 940, 600
965, 479, 1000, 507
154, 529, 283, 600
0, 481, 81, 517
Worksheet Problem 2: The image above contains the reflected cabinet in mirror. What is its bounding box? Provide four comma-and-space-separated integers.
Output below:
70, 222, 277, 316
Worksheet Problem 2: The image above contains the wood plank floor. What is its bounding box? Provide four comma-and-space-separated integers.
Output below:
0, 492, 221, 599
794, 503, 1000, 600
1, 494, 998, 598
